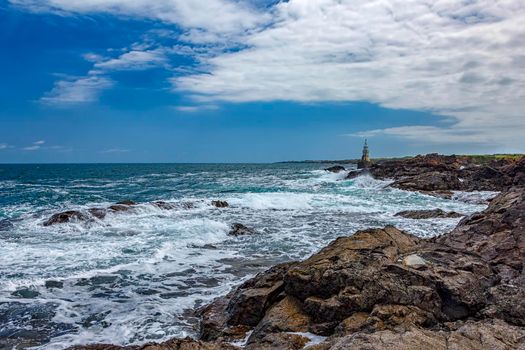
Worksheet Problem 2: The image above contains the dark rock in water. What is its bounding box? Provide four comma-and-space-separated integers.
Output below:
345, 170, 365, 179
43, 210, 90, 226
395, 209, 464, 219
88, 208, 107, 220
228, 223, 256, 236
212, 200, 229, 208
324, 165, 345, 173
45, 280, 63, 289
0, 218, 14, 231
116, 200, 136, 206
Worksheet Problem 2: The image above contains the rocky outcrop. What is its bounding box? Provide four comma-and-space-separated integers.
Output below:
395, 209, 464, 219
324, 166, 345, 173
356, 153, 525, 197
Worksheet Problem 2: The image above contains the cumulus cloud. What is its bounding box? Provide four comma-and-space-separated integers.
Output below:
171, 0, 525, 148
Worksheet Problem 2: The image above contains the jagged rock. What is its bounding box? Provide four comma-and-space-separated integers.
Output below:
200, 263, 295, 341
391, 171, 462, 192
228, 223, 256, 236
211, 201, 229, 208
247, 296, 311, 343
324, 165, 345, 173
245, 332, 309, 350
436, 187, 525, 284
43, 210, 90, 226
395, 209, 464, 219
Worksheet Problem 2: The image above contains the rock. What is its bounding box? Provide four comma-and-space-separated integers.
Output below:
150, 201, 178, 210
45, 280, 64, 289
228, 223, 256, 236
68, 337, 239, 350
327, 319, 525, 350
247, 296, 311, 343
395, 209, 464, 219
43, 210, 90, 226
200, 262, 295, 341
211, 201, 229, 208
391, 171, 462, 192
324, 165, 345, 173
245, 332, 309, 350
116, 200, 136, 206
436, 187, 525, 284
88, 208, 107, 220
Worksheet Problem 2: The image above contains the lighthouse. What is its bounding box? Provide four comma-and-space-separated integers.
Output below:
357, 139, 372, 169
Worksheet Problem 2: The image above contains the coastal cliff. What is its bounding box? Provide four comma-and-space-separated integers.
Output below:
70, 155, 525, 350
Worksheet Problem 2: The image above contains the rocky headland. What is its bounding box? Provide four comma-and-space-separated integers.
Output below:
65, 154, 525, 349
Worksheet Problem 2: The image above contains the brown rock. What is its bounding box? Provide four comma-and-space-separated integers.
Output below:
211, 201, 229, 208
395, 209, 464, 219
68, 338, 239, 350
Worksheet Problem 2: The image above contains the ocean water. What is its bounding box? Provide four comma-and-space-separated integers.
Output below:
0, 163, 492, 349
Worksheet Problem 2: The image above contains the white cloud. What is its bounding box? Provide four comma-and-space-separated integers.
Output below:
0, 143, 9, 150
41, 76, 114, 104
22, 140, 46, 151
170, 0, 525, 149
94, 49, 167, 70
10, 0, 266, 34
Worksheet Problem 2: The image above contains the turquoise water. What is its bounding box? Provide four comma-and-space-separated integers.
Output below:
0, 163, 489, 349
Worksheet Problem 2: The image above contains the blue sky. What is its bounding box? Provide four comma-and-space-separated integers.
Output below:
1, 0, 524, 163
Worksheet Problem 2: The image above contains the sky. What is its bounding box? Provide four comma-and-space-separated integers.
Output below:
1, 0, 524, 163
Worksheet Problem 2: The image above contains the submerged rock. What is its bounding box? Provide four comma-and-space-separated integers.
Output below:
211, 200, 229, 208
395, 209, 464, 219
324, 165, 345, 173
228, 223, 256, 236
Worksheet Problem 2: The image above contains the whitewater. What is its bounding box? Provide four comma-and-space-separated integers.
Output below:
0, 163, 493, 349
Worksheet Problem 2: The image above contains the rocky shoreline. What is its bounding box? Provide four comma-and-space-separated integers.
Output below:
68, 154, 524, 349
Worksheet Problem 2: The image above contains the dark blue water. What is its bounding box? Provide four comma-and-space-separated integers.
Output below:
0, 163, 487, 349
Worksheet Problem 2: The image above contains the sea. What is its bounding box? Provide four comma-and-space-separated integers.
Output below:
0, 163, 495, 349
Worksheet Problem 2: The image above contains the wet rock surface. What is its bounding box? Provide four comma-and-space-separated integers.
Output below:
211, 201, 229, 208
395, 209, 464, 219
